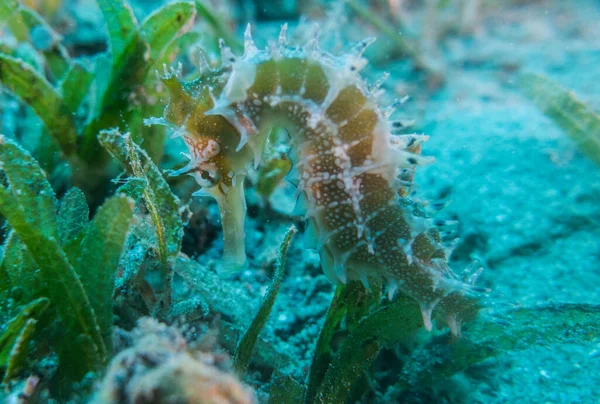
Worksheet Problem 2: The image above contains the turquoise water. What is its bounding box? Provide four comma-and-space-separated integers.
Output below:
0, 0, 599, 402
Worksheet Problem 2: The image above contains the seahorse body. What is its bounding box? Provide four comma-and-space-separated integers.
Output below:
153, 25, 478, 333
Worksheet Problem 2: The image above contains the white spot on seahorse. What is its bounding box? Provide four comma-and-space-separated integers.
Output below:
419, 302, 435, 332
382, 96, 409, 119
243, 23, 258, 59
200, 139, 221, 159
197, 48, 212, 74
278, 23, 288, 48
387, 281, 398, 301
369, 72, 390, 94
219, 38, 236, 67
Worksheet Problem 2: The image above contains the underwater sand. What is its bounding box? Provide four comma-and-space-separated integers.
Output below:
1, 0, 599, 402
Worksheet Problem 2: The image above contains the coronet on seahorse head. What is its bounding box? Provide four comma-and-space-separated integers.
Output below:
148, 24, 484, 335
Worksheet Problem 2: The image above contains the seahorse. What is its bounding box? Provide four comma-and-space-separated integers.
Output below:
149, 25, 480, 334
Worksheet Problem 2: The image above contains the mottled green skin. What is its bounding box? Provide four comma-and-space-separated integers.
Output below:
249, 61, 449, 310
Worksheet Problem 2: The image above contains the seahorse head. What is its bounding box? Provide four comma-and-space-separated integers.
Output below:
158, 61, 254, 272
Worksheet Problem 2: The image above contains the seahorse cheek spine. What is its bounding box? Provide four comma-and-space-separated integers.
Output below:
154, 25, 478, 333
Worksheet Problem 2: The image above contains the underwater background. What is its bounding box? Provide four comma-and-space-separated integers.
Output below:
0, 0, 599, 402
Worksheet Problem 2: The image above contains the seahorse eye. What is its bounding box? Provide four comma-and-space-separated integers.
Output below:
196, 168, 221, 188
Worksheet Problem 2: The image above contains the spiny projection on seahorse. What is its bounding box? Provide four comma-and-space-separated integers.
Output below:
147, 24, 482, 335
